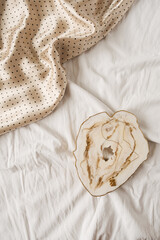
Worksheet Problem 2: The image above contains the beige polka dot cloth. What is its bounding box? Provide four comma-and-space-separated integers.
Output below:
0, 0, 134, 135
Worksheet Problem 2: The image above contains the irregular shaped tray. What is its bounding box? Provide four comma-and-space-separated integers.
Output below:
73, 111, 149, 197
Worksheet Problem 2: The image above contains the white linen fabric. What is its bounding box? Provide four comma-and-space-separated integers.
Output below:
0, 0, 160, 239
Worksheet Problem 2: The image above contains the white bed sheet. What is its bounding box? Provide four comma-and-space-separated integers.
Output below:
0, 0, 160, 239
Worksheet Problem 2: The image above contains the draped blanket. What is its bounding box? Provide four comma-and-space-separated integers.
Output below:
0, 0, 134, 135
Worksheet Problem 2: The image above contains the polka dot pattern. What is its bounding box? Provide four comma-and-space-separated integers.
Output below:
0, 0, 134, 135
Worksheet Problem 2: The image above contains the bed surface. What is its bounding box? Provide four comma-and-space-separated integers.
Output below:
0, 0, 160, 239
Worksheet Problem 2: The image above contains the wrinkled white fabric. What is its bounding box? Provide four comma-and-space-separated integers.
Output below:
0, 0, 160, 239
